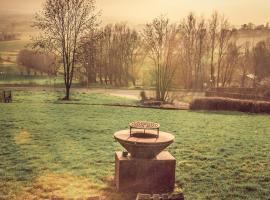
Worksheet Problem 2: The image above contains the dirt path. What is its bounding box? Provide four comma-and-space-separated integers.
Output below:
1, 86, 204, 104
1, 86, 150, 100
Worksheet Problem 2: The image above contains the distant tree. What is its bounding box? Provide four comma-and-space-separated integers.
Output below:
33, 0, 99, 100
266, 22, 270, 30
180, 13, 197, 89
194, 17, 208, 89
255, 25, 265, 30
123, 28, 142, 86
179, 13, 208, 90
79, 23, 141, 86
0, 31, 17, 41
252, 40, 270, 87
241, 24, 248, 30
247, 23, 255, 30
101, 25, 113, 85
79, 29, 101, 86
143, 16, 181, 101
239, 42, 252, 87
208, 11, 219, 87
17, 49, 58, 76
220, 42, 240, 87
216, 17, 232, 87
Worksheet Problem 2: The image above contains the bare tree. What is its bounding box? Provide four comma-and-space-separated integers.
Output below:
220, 42, 240, 87
17, 49, 58, 76
194, 17, 207, 90
239, 42, 252, 87
79, 30, 100, 86
143, 16, 181, 101
79, 23, 141, 86
180, 13, 196, 89
33, 0, 99, 100
208, 12, 219, 87
178, 14, 208, 90
216, 17, 232, 87
123, 29, 143, 86
252, 40, 270, 87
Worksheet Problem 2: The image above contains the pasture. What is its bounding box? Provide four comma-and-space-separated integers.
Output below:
0, 91, 269, 199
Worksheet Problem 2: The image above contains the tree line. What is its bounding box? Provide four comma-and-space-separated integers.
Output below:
30, 0, 270, 100
0, 31, 18, 41
78, 23, 142, 87
17, 49, 58, 76
78, 13, 270, 100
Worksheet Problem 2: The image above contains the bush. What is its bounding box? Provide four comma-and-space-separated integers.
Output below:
140, 90, 147, 101
190, 97, 270, 113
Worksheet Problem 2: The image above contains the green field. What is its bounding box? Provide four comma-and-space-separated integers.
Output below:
0, 91, 269, 200
0, 40, 29, 52
0, 40, 29, 63
0, 40, 30, 75
0, 75, 68, 86
0, 40, 80, 87
0, 40, 67, 87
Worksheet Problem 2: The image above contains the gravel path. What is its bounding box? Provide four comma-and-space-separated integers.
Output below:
1, 86, 203, 109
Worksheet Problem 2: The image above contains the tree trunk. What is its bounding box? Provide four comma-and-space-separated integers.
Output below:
132, 77, 136, 86
64, 85, 71, 100
210, 44, 215, 87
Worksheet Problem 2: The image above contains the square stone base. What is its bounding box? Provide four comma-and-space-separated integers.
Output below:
115, 151, 176, 193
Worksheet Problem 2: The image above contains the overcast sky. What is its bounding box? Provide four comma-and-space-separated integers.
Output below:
0, 0, 269, 26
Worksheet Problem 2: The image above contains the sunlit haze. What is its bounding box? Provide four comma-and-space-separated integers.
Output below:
0, 0, 270, 25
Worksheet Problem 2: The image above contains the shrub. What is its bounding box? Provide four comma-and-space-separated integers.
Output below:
140, 90, 147, 101
190, 97, 270, 113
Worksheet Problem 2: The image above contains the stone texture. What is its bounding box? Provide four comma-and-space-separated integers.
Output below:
115, 151, 176, 193
136, 193, 184, 200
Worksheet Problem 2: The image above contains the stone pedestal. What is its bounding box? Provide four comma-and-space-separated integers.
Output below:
115, 151, 176, 193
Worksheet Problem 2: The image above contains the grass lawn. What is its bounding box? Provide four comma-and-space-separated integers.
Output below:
0, 91, 269, 200
0, 40, 29, 53
0, 75, 68, 86
0, 40, 30, 77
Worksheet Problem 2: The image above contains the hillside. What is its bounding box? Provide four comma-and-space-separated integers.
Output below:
0, 13, 270, 76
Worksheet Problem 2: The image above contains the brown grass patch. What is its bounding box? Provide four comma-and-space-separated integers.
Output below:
17, 172, 101, 200
15, 130, 31, 145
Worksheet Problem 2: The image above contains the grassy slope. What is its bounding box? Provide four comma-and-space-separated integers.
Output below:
0, 40, 73, 86
0, 40, 29, 52
0, 40, 29, 65
0, 91, 269, 200
0, 40, 29, 76
0, 76, 66, 86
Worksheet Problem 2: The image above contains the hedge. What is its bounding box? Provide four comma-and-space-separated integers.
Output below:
205, 91, 270, 101
190, 97, 270, 113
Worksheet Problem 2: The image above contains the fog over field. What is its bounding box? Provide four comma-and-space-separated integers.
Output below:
1, 0, 270, 25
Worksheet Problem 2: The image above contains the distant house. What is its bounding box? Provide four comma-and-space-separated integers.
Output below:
243, 74, 270, 88
247, 74, 255, 80
260, 77, 270, 87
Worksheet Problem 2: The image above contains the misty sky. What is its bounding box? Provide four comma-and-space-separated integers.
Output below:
0, 0, 270, 25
